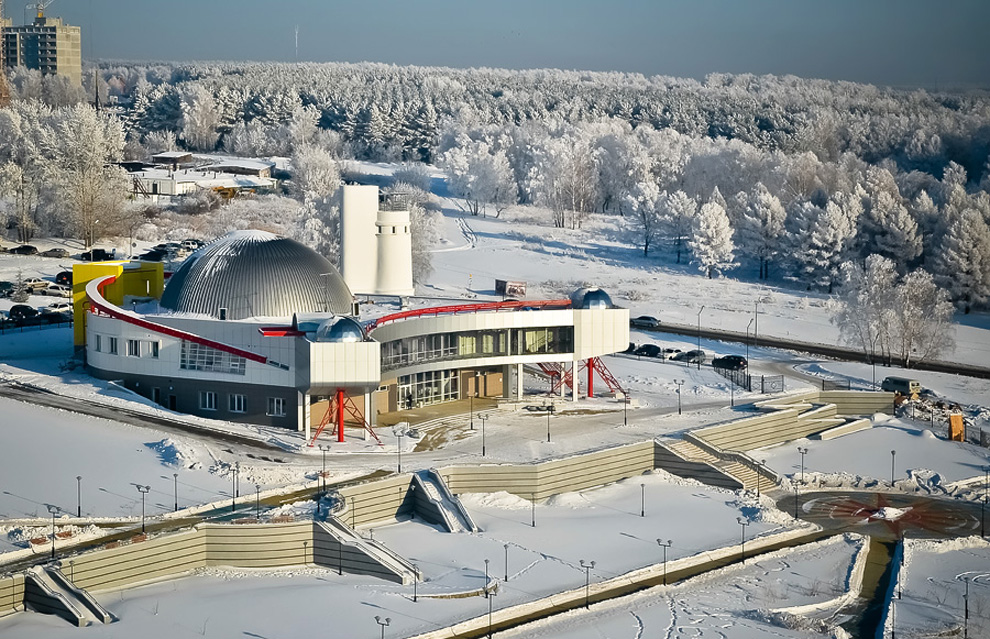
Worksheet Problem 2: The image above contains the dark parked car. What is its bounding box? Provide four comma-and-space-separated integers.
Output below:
137, 249, 168, 262
629, 315, 661, 329
0, 281, 14, 298
672, 349, 706, 364
81, 248, 113, 261
633, 344, 663, 358
55, 271, 73, 286
10, 244, 38, 255
712, 355, 748, 371
8, 304, 39, 321
40, 247, 69, 258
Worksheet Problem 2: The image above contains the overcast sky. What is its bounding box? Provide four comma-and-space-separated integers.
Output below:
13, 0, 990, 88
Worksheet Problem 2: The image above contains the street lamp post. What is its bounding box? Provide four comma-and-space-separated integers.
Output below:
484, 558, 490, 598
738, 517, 750, 563
730, 379, 735, 407
746, 318, 753, 363
504, 543, 509, 581
696, 306, 705, 370
480, 414, 488, 457
640, 483, 646, 517
623, 393, 628, 426
797, 447, 809, 483
173, 473, 178, 512
76, 476, 82, 518
136, 485, 150, 532
319, 445, 330, 494
396, 428, 403, 473
890, 450, 897, 485
754, 299, 759, 349
230, 466, 236, 512
413, 564, 418, 602
546, 400, 553, 443
235, 461, 240, 499
675, 379, 684, 415
531, 493, 536, 528
580, 560, 595, 609
870, 332, 881, 389
374, 616, 391, 639
657, 539, 672, 585
488, 587, 497, 639
47, 504, 59, 560
794, 485, 800, 518
255, 484, 261, 519
980, 496, 985, 538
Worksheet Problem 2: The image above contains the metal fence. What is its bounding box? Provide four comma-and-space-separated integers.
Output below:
821, 379, 851, 391
713, 366, 785, 394
0, 318, 73, 334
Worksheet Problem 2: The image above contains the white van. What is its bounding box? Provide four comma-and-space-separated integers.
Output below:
880, 377, 922, 396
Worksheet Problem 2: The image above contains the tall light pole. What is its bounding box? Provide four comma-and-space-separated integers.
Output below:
738, 517, 750, 564
488, 587, 497, 639
480, 413, 488, 457
484, 558, 490, 598
746, 318, 753, 363
657, 539, 672, 585
47, 504, 59, 560
890, 450, 897, 485
374, 616, 391, 639
504, 543, 509, 581
173, 473, 178, 512
546, 400, 553, 443
319, 445, 330, 493
230, 466, 237, 512
580, 559, 595, 609
76, 475, 82, 518
980, 496, 985, 538
413, 563, 419, 602
255, 484, 261, 519
136, 485, 150, 532
696, 305, 705, 370
753, 299, 759, 349
870, 332, 881, 390
797, 447, 809, 483
531, 493, 536, 528
675, 379, 684, 415
623, 393, 628, 426
235, 461, 240, 499
640, 483, 646, 517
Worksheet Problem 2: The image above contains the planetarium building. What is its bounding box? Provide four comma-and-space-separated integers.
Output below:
77, 193, 628, 440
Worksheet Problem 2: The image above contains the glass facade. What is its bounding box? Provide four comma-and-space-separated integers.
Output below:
397, 369, 460, 409
381, 326, 573, 372
180, 341, 247, 375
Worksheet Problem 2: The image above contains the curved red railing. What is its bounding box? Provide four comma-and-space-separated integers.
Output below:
86, 275, 271, 365
367, 299, 573, 331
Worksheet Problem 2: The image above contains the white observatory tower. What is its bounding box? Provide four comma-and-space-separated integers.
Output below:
338, 185, 415, 297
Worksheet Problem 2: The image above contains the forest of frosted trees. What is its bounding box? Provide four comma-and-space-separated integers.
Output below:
2, 61, 990, 329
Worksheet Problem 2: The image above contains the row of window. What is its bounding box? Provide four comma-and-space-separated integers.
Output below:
94, 335, 159, 358
381, 327, 574, 371
198, 391, 285, 417
180, 341, 247, 376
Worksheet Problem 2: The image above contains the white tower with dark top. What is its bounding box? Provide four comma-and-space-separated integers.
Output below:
339, 185, 414, 296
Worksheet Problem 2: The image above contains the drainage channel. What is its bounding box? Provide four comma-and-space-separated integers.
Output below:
433, 529, 836, 639
841, 537, 900, 639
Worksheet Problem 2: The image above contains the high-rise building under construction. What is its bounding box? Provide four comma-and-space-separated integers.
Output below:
2, 12, 81, 86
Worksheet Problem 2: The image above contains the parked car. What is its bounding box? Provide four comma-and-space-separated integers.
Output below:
137, 249, 168, 262
633, 344, 663, 358
0, 281, 14, 298
20, 277, 49, 292
47, 301, 72, 312
81, 248, 113, 261
39, 308, 71, 323
55, 271, 73, 286
181, 239, 204, 251
39, 247, 69, 258
629, 315, 661, 329
8, 304, 38, 321
663, 347, 681, 354
523, 404, 556, 413
9, 244, 38, 255
672, 349, 706, 364
712, 355, 748, 371
38, 283, 71, 297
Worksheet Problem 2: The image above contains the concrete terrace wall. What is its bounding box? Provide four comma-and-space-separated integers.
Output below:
819, 390, 895, 415
0, 574, 24, 618
653, 444, 743, 490
338, 474, 415, 528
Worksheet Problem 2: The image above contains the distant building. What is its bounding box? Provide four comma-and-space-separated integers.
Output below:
2, 16, 82, 85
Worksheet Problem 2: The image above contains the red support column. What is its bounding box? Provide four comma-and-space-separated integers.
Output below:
587, 358, 595, 398
336, 388, 345, 443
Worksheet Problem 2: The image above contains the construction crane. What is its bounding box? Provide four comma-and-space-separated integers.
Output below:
29, 0, 57, 20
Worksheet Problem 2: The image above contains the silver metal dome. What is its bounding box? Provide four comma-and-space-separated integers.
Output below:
570, 287, 613, 310
314, 316, 366, 343
160, 230, 353, 320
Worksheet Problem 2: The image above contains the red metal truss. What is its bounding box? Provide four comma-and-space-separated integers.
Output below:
536, 358, 626, 398
368, 299, 572, 330
308, 389, 382, 447
586, 357, 626, 396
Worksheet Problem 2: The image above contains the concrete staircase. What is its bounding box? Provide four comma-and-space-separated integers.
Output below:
663, 440, 764, 492
23, 565, 112, 627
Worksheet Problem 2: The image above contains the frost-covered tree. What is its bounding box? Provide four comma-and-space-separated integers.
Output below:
932, 208, 990, 313
833, 254, 899, 363
143, 130, 177, 155
179, 84, 220, 151
440, 134, 515, 217
738, 183, 786, 279
625, 181, 662, 257
890, 270, 955, 367
798, 199, 856, 292
689, 200, 735, 278
659, 190, 697, 264
290, 145, 340, 202
862, 190, 923, 270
